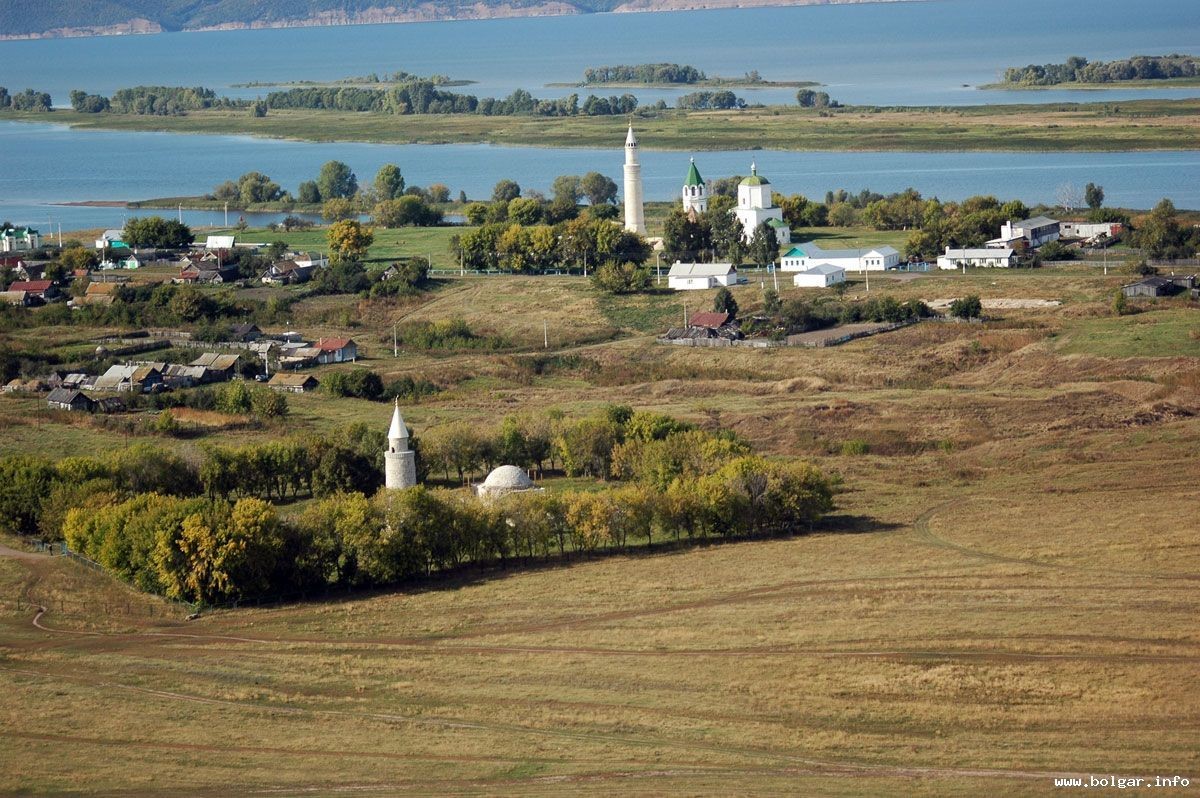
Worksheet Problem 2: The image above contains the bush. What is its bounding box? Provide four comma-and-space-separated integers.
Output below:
949, 295, 983, 319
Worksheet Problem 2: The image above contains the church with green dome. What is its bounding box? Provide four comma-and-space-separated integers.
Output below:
733, 163, 790, 245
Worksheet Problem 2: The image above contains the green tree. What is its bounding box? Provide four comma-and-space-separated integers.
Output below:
237, 171, 283, 204
317, 160, 359, 200
492, 179, 521, 203
297, 181, 321, 204
713, 286, 739, 318
580, 171, 618, 205
374, 163, 405, 201
326, 220, 374, 264
1085, 182, 1105, 209
747, 222, 779, 268
591, 261, 650, 294
507, 197, 544, 226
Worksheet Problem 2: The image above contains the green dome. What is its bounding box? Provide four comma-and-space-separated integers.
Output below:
739, 175, 770, 186
684, 159, 704, 187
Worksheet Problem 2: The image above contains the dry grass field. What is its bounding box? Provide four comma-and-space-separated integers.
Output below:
1, 265, 1198, 795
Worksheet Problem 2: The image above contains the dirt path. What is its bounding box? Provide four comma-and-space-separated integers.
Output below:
0, 542, 46, 561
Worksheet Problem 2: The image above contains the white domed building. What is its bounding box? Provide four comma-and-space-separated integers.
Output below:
732, 162, 791, 245
475, 465, 542, 501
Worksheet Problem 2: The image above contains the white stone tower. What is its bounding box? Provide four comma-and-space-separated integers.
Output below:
622, 123, 646, 235
682, 157, 707, 215
384, 399, 417, 490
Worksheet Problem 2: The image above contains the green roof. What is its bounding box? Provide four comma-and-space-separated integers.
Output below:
766, 218, 788, 228
739, 174, 770, 186
684, 159, 704, 187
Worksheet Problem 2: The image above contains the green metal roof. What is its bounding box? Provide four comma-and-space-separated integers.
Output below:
766, 218, 788, 227
739, 162, 770, 186
684, 159, 704, 187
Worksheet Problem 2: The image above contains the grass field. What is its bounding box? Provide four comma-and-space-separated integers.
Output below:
1, 263, 1199, 794
3, 96, 1199, 151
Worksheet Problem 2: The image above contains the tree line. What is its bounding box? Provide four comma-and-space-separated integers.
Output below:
264, 83, 639, 117
1, 87, 53, 111
4, 409, 835, 606
582, 63, 707, 84
1001, 54, 1200, 86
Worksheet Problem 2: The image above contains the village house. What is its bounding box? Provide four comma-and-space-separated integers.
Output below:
1059, 221, 1124, 244
261, 260, 315, 285
792, 263, 847, 288
667, 262, 738, 290
205, 235, 236, 251
94, 230, 127, 250
4, 377, 49, 393
1121, 275, 1195, 299
0, 290, 30, 307
8, 280, 59, 302
989, 216, 1060, 249
937, 248, 1017, 270
229, 323, 262, 342
93, 364, 165, 393
292, 252, 329, 269
188, 352, 241, 382
70, 281, 121, 308
268, 373, 319, 393
1, 226, 40, 252
136, 362, 208, 389
46, 388, 96, 412
780, 244, 901, 272
177, 262, 237, 284
315, 338, 358, 364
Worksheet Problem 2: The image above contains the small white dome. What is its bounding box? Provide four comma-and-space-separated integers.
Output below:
481, 465, 534, 490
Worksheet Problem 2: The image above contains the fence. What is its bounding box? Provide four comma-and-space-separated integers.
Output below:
28, 540, 198, 617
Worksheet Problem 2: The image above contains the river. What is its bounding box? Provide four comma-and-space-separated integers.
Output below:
0, 0, 1196, 108
2, 121, 1197, 232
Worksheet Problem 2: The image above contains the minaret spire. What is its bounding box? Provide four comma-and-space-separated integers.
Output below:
384, 400, 416, 489
622, 123, 646, 235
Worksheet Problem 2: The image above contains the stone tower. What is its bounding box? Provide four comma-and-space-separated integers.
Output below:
384, 399, 417, 490
682, 157, 707, 215
622, 123, 646, 235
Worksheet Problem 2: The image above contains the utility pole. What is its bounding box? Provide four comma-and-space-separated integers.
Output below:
773, 261, 778, 291
683, 302, 687, 327
393, 322, 398, 358
224, 202, 228, 227
543, 319, 549, 349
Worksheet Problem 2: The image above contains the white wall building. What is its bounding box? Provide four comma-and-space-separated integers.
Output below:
205, 235, 236, 251
992, 216, 1059, 248
682, 158, 707, 214
1, 227, 40, 253
622, 125, 646, 235
1059, 221, 1123, 240
937, 247, 1017, 270
732, 164, 790, 246
667, 262, 738, 290
792, 263, 846, 288
780, 243, 900, 272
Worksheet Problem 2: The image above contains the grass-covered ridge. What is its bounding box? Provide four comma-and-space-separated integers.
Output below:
3, 97, 1199, 151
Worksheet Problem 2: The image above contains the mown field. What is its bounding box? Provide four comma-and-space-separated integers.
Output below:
1, 262, 1199, 795
3, 96, 1199, 151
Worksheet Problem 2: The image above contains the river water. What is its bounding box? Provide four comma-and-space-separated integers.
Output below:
1, 0, 1197, 230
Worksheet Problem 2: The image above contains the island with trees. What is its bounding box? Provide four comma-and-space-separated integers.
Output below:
553, 63, 818, 89
983, 54, 1200, 89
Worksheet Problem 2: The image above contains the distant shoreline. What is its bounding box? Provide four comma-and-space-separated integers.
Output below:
0, 0, 927, 42
546, 80, 820, 90
980, 77, 1200, 91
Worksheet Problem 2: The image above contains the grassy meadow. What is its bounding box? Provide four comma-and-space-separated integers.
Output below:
2, 258, 1199, 794
3, 97, 1199, 151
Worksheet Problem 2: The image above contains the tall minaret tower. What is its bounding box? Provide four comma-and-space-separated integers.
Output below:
682, 157, 707, 215
384, 399, 417, 490
622, 123, 646, 235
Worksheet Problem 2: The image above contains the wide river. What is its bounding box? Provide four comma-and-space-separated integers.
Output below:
1, 0, 1197, 230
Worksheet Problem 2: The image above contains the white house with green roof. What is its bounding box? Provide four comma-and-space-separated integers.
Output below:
732, 163, 790, 246
780, 242, 900, 272
682, 158, 708, 214
0, 227, 40, 253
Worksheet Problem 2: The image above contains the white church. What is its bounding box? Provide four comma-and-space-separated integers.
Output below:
733, 163, 790, 245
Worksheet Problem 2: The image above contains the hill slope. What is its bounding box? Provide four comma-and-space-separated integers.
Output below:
0, 0, 917, 39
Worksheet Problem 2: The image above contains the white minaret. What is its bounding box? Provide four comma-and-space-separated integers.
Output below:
622, 123, 646, 235
384, 399, 417, 490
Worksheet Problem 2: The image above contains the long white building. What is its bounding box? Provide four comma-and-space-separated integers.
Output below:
780, 243, 900, 272
937, 247, 1017, 270
667, 262, 738, 290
